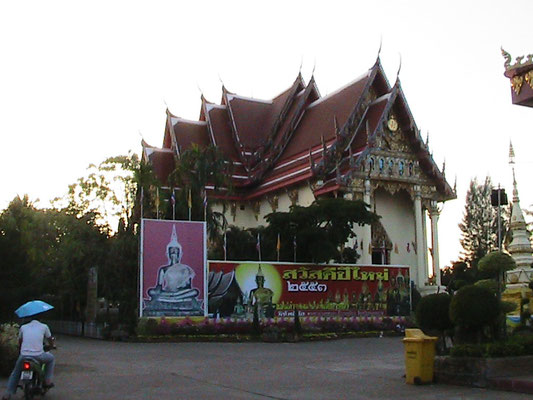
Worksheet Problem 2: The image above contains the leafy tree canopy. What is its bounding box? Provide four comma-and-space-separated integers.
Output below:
458, 176, 509, 268
263, 197, 379, 263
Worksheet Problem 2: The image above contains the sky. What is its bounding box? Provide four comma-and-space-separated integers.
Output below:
1, 0, 532, 267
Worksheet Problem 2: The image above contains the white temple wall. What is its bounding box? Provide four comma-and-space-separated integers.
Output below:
373, 188, 418, 269
212, 184, 316, 229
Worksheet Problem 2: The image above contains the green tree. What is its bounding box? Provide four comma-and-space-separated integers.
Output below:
458, 177, 499, 267
0, 196, 37, 321
168, 144, 232, 240
264, 197, 379, 263
63, 152, 147, 230
0, 196, 109, 322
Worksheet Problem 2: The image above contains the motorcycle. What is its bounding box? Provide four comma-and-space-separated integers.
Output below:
18, 343, 56, 400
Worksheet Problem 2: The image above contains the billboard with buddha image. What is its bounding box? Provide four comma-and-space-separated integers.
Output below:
140, 219, 207, 317
207, 261, 410, 318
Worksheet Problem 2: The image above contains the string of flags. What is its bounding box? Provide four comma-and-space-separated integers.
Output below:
149, 191, 425, 260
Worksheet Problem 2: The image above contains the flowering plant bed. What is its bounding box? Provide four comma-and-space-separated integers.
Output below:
134, 315, 411, 343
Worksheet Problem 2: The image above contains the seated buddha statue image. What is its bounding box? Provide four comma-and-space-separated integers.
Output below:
249, 265, 276, 318
145, 225, 202, 316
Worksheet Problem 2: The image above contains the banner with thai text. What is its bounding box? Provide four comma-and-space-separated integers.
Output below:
140, 219, 207, 317
207, 262, 410, 319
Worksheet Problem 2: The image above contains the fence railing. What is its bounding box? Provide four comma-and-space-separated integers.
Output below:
44, 320, 105, 339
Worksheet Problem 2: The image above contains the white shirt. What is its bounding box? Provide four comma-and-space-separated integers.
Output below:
19, 320, 52, 356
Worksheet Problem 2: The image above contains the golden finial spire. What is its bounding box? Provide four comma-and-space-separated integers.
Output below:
509, 140, 515, 165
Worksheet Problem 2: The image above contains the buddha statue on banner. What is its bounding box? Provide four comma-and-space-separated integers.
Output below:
144, 225, 202, 316
249, 265, 276, 318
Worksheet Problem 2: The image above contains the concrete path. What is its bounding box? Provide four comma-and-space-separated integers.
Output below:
2, 335, 531, 399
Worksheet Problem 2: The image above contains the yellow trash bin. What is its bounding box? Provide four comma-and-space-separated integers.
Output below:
402, 328, 438, 385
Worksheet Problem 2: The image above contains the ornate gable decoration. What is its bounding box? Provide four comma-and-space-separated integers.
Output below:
343, 83, 453, 201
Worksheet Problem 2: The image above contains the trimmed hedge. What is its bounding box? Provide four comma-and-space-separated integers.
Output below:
415, 293, 453, 333
449, 285, 499, 331
451, 333, 533, 358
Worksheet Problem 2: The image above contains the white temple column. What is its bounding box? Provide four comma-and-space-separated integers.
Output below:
429, 201, 442, 287
422, 209, 429, 278
360, 179, 372, 265
414, 186, 426, 288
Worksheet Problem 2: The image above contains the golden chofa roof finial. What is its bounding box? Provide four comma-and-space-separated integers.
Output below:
502, 47, 512, 70
502, 48, 533, 73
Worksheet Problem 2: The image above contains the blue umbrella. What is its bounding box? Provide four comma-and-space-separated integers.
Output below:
15, 300, 54, 318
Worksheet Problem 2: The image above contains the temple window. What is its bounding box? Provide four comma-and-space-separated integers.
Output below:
369, 158, 374, 171
408, 162, 414, 176
399, 161, 405, 176
388, 159, 394, 174
379, 158, 384, 172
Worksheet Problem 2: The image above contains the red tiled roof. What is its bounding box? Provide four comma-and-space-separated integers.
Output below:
146, 149, 175, 186
170, 117, 210, 154
282, 74, 370, 160
146, 62, 454, 201
205, 104, 239, 160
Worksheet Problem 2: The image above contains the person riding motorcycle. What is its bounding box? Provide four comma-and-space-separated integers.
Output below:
2, 317, 55, 400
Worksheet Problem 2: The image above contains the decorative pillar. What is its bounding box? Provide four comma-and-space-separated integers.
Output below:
360, 179, 372, 265
429, 201, 441, 286
86, 267, 98, 323
414, 186, 426, 288
429, 201, 442, 287
422, 209, 429, 277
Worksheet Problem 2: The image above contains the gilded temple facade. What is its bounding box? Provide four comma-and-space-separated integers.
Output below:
144, 57, 456, 295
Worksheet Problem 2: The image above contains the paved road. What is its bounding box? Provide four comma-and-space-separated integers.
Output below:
2, 335, 530, 399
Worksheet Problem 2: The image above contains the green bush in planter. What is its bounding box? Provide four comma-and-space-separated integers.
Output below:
415, 293, 453, 333
449, 285, 499, 341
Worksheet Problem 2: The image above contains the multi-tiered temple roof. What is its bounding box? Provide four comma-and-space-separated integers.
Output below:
144, 58, 455, 202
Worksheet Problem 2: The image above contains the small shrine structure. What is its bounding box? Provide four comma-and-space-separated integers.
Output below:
503, 144, 533, 314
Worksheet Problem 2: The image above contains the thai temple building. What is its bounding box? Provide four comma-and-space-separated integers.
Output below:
143, 57, 456, 295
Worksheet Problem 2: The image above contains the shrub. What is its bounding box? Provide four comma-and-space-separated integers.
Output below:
449, 285, 499, 332
415, 293, 453, 333
474, 279, 498, 294
450, 344, 484, 357
501, 301, 518, 315
485, 342, 524, 357
478, 251, 516, 278
136, 318, 158, 336
0, 323, 19, 377
451, 341, 527, 358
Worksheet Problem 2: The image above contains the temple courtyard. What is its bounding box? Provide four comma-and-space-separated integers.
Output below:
2, 335, 530, 399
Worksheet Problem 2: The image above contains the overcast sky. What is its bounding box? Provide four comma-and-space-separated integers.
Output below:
1, 0, 531, 267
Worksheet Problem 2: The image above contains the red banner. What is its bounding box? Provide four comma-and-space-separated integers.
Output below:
208, 262, 410, 319
140, 219, 207, 317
